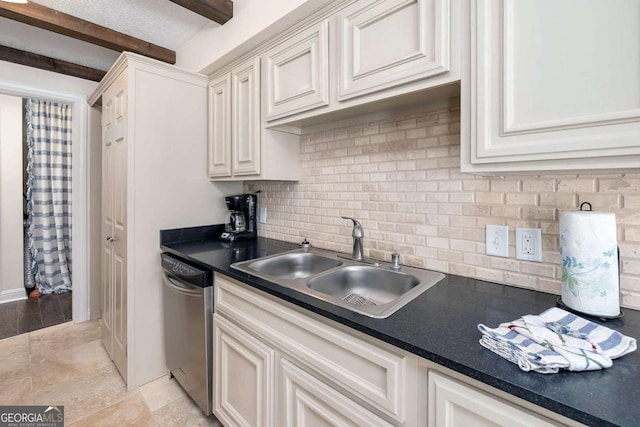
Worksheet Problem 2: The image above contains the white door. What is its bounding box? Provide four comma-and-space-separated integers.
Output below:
231, 57, 261, 176
101, 72, 128, 382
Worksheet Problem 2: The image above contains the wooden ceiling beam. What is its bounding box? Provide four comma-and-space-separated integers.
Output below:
0, 2, 176, 64
169, 0, 233, 25
0, 44, 106, 82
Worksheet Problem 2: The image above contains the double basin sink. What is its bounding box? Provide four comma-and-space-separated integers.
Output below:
231, 247, 445, 318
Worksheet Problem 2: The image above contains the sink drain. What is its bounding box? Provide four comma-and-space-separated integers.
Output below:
342, 293, 377, 306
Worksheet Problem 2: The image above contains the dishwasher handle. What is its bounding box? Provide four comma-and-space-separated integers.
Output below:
162, 273, 204, 296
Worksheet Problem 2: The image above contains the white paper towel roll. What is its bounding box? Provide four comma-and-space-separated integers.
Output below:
559, 211, 620, 316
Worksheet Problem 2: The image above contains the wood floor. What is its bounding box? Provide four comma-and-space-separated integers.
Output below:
0, 291, 72, 339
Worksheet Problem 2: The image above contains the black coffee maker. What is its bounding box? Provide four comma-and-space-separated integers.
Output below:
219, 194, 257, 242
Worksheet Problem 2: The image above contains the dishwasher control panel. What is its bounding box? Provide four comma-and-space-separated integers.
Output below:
161, 253, 212, 288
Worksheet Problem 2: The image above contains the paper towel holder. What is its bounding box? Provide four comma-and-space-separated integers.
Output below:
557, 201, 624, 321
579, 201, 592, 211
556, 297, 623, 322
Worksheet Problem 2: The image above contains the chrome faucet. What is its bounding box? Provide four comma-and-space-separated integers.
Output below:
342, 216, 364, 261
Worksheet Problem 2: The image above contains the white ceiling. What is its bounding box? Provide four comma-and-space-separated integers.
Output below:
0, 0, 218, 72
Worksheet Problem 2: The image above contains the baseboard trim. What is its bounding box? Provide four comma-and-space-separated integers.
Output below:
0, 288, 27, 304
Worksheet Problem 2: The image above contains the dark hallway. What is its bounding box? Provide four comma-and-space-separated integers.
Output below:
0, 292, 72, 339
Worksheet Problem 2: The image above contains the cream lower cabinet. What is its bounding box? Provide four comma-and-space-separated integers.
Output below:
462, 0, 640, 173
214, 314, 274, 427
428, 371, 559, 427
279, 357, 392, 427
212, 273, 578, 427
213, 312, 390, 427
213, 273, 423, 426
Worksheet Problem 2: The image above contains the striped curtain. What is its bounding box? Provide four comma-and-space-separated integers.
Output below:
25, 99, 73, 294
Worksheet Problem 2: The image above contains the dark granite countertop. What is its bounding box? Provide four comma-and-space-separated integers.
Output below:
161, 226, 640, 427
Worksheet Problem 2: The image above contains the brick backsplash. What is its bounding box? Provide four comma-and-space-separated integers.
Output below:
245, 106, 640, 310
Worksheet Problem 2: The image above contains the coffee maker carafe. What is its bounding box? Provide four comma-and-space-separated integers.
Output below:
220, 194, 257, 242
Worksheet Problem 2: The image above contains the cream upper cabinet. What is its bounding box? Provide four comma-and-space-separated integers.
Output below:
259, 0, 461, 130
462, 0, 640, 173
209, 56, 301, 181
209, 57, 261, 178
264, 20, 330, 121
208, 74, 232, 177
337, 0, 452, 101
232, 58, 262, 176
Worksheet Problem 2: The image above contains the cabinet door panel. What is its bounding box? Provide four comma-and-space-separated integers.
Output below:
214, 314, 274, 427
264, 20, 330, 121
279, 358, 393, 427
338, 0, 450, 100
208, 75, 232, 177
465, 0, 640, 172
215, 274, 406, 422
232, 57, 261, 176
428, 371, 556, 427
502, 1, 640, 133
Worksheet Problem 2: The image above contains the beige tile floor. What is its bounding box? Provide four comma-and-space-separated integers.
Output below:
0, 320, 222, 426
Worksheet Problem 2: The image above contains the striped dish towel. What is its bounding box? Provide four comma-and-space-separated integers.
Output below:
478, 307, 637, 374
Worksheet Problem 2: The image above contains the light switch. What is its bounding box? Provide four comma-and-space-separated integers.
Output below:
486, 225, 509, 257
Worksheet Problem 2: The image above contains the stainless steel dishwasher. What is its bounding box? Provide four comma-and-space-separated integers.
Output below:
161, 253, 213, 415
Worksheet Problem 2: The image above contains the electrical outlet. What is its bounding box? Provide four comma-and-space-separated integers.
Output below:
515, 228, 542, 262
259, 207, 267, 224
486, 225, 509, 257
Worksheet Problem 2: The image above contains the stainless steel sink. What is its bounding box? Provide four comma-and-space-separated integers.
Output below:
231, 248, 445, 318
307, 266, 420, 305
245, 252, 342, 280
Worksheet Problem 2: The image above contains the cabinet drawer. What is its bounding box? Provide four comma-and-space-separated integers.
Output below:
279, 357, 393, 427
215, 273, 407, 422
428, 371, 558, 427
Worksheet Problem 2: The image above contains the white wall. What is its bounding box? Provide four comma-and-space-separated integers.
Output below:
0, 94, 26, 302
0, 60, 99, 320
128, 62, 241, 387
0, 61, 98, 98
88, 106, 102, 320
176, 0, 336, 74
